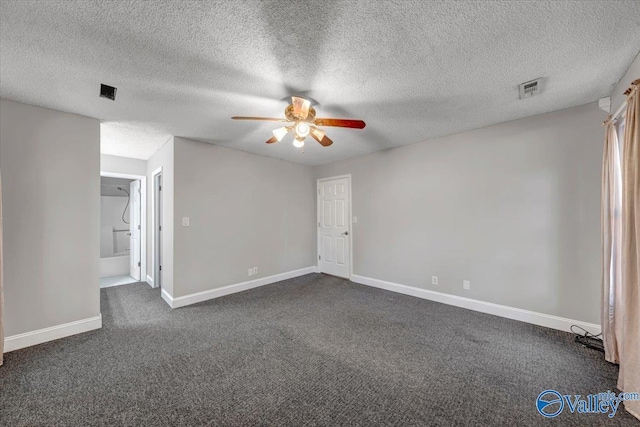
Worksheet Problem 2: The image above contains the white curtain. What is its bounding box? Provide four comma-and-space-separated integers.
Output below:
618, 79, 640, 419
601, 120, 623, 364
602, 79, 640, 420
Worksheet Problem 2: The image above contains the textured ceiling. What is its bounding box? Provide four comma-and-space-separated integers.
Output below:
101, 122, 171, 160
1, 1, 639, 165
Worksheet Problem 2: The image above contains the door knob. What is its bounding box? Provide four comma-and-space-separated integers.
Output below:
342, 231, 349, 236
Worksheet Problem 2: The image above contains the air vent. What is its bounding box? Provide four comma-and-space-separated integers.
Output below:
100, 84, 117, 100
519, 78, 542, 100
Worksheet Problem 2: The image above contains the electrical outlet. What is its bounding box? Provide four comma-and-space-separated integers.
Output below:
182, 217, 190, 227
253, 267, 258, 275
432, 276, 438, 285
248, 268, 253, 277
463, 280, 471, 291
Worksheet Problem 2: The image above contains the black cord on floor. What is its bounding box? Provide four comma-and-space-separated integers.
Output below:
571, 325, 604, 352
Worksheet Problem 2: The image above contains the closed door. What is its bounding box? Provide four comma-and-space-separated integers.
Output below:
318, 177, 351, 278
129, 180, 141, 280
155, 173, 162, 288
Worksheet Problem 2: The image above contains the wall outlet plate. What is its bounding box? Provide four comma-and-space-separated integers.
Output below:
432, 276, 438, 285
463, 280, 471, 291
182, 217, 190, 227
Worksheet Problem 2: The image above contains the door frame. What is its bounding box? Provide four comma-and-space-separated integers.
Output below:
316, 174, 353, 279
100, 171, 147, 283
151, 167, 163, 289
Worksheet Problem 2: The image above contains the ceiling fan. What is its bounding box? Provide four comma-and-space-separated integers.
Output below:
232, 96, 366, 148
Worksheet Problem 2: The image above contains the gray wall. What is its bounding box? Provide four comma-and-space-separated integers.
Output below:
315, 102, 606, 324
0, 98, 100, 336
172, 137, 315, 298
147, 138, 174, 295
100, 154, 147, 176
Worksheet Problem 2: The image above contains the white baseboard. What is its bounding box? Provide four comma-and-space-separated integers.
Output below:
351, 275, 601, 335
4, 314, 103, 353
146, 274, 154, 288
161, 288, 173, 307
162, 266, 317, 309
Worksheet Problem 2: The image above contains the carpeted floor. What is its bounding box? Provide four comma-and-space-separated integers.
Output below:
1, 273, 637, 426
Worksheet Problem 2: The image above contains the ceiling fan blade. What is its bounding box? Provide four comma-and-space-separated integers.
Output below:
231, 116, 289, 122
292, 96, 311, 119
309, 126, 325, 141
314, 118, 366, 129
310, 131, 333, 147
265, 135, 278, 144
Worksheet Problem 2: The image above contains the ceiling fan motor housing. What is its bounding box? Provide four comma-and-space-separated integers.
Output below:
285, 104, 316, 122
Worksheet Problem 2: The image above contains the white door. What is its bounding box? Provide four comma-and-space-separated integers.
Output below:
154, 173, 162, 288
318, 177, 351, 278
129, 180, 141, 280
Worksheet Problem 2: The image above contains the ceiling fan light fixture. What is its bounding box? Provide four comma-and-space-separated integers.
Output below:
295, 122, 310, 138
232, 98, 365, 150
272, 126, 289, 142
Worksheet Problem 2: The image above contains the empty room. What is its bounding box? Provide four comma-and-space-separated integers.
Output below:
1, 1, 640, 425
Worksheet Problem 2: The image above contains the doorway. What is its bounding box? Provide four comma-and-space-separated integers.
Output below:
317, 175, 352, 279
99, 172, 147, 288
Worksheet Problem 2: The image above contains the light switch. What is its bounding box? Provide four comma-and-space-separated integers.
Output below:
182, 217, 190, 227
463, 280, 471, 291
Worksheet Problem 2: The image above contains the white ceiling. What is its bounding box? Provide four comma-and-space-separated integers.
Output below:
1, 1, 639, 165
101, 122, 171, 160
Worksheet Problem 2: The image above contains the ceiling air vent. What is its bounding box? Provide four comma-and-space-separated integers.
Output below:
100, 84, 117, 100
519, 78, 542, 100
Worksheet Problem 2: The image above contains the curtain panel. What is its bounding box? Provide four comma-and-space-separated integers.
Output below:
619, 79, 640, 419
601, 120, 623, 364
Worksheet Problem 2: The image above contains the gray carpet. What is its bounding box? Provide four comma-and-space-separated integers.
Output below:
1, 273, 637, 426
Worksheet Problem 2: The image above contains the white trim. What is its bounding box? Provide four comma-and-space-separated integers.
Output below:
100, 171, 147, 282
151, 167, 163, 289
351, 275, 601, 335
161, 266, 317, 309
146, 274, 154, 287
316, 174, 353, 279
161, 288, 173, 307
4, 315, 103, 353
